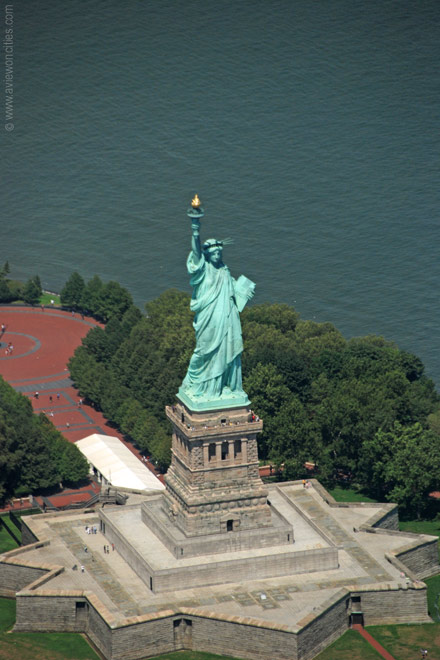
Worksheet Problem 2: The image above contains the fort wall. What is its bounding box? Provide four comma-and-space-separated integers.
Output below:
8, 581, 430, 660
354, 583, 429, 624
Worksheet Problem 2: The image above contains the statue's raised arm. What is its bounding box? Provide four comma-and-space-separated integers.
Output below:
189, 195, 202, 261
177, 196, 255, 412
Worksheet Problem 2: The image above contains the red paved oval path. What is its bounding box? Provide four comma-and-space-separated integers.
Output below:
0, 306, 106, 439
0, 306, 163, 510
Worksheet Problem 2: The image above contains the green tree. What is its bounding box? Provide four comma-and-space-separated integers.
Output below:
269, 396, 321, 468
243, 324, 309, 396
38, 415, 89, 486
244, 363, 292, 459
78, 276, 135, 322
0, 411, 21, 501
0, 261, 13, 302
60, 271, 86, 310
0, 379, 63, 501
360, 422, 440, 517
131, 411, 170, 469
22, 276, 42, 305
100, 375, 130, 422
68, 346, 108, 407
293, 319, 346, 364
82, 326, 113, 363
0, 278, 14, 303
6, 279, 22, 301
242, 302, 300, 335
427, 408, 440, 435
58, 442, 89, 484
110, 289, 193, 419
120, 304, 142, 335
96, 281, 133, 322
149, 426, 171, 471
80, 275, 104, 317
117, 399, 146, 436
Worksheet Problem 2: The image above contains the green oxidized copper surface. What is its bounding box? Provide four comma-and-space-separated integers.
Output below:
177, 197, 255, 412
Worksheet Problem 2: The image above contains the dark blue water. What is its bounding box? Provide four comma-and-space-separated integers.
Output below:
3, 0, 440, 384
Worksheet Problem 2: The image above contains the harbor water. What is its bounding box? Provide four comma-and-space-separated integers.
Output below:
2, 0, 439, 385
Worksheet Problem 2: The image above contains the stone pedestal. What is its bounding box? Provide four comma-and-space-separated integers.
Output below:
145, 402, 293, 557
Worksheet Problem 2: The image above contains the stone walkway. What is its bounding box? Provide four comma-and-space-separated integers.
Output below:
285, 487, 393, 583
52, 517, 141, 617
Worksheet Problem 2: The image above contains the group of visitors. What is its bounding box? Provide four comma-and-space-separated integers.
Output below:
4, 341, 13, 356
1, 323, 13, 355
34, 392, 61, 401
1, 323, 14, 355
35, 392, 61, 419
82, 527, 115, 557
85, 526, 97, 535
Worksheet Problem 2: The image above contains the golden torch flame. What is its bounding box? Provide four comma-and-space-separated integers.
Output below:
191, 194, 201, 208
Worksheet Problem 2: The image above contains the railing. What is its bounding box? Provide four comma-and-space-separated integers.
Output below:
37, 492, 101, 513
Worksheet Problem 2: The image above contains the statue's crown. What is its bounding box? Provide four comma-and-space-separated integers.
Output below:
203, 239, 223, 252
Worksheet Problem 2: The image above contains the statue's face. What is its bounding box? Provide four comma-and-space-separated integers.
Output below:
208, 248, 222, 266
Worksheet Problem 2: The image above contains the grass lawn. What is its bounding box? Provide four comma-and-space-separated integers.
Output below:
399, 518, 440, 564
0, 510, 40, 550
328, 487, 377, 503
9, 292, 61, 306
40, 292, 60, 306
0, 516, 21, 543
369, 623, 440, 660
0, 598, 100, 660
315, 629, 382, 659
0, 524, 18, 553
399, 518, 440, 538
425, 575, 440, 622
316, 624, 440, 660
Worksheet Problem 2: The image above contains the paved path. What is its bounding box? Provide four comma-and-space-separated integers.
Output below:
287, 488, 392, 583
0, 307, 118, 440
0, 306, 163, 509
52, 516, 141, 617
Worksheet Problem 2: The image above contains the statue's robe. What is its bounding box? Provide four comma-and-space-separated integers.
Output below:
181, 251, 244, 398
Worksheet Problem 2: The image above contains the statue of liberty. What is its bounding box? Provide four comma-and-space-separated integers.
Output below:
177, 195, 255, 411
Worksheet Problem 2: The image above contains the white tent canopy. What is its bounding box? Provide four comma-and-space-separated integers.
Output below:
76, 433, 164, 492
